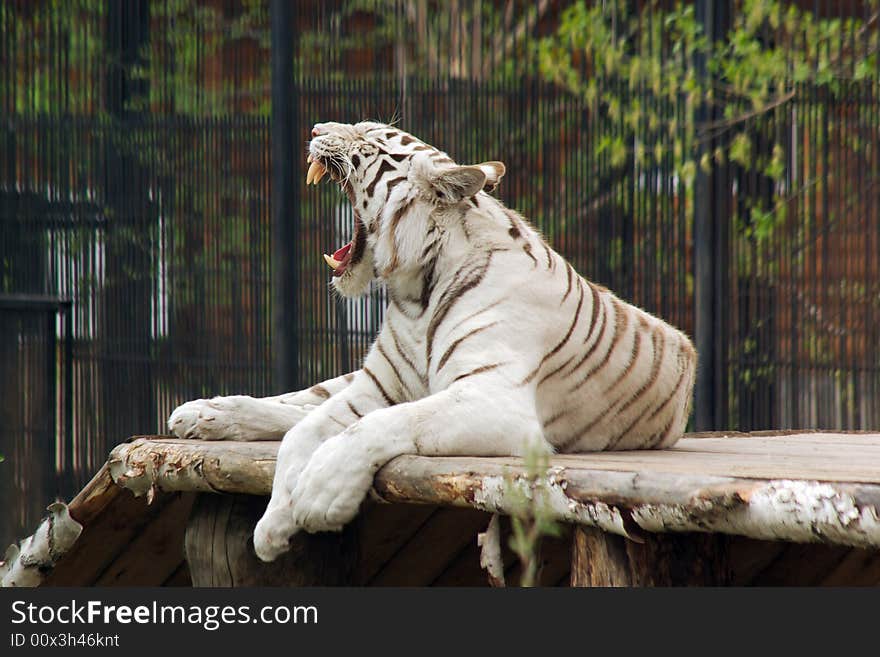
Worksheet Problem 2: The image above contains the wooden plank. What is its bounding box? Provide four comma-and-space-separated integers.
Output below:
687, 430, 880, 444
688, 434, 880, 447
368, 507, 490, 586
94, 493, 195, 586
354, 503, 438, 585
42, 488, 176, 586
819, 548, 880, 586
430, 540, 500, 586
9, 465, 124, 586
672, 437, 880, 455
547, 451, 880, 483
65, 464, 122, 525
748, 542, 855, 586
162, 561, 192, 587
728, 537, 790, 585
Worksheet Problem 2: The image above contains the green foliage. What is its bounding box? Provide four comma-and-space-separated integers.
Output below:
1, 1, 105, 113
536, 0, 879, 245
504, 444, 562, 587
134, 0, 270, 115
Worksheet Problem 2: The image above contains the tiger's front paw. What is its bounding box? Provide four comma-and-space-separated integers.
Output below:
289, 438, 375, 533
167, 396, 248, 440
253, 504, 297, 562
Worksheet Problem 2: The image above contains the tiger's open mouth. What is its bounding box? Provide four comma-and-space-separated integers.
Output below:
306, 154, 366, 277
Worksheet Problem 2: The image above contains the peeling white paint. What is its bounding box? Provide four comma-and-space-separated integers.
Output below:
1, 503, 83, 588
469, 472, 880, 550
477, 514, 505, 587
472, 472, 634, 540
632, 480, 880, 549
108, 444, 214, 497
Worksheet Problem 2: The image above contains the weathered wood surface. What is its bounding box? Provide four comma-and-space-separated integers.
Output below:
570, 526, 731, 586
42, 486, 194, 587
0, 463, 124, 586
2, 462, 193, 588
366, 507, 489, 586
94, 493, 195, 586
109, 436, 278, 497
107, 432, 880, 550
185, 494, 355, 586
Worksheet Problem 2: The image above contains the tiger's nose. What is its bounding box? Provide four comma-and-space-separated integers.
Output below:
311, 127, 320, 137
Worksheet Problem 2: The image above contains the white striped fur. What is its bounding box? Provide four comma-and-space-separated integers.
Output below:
168, 121, 697, 562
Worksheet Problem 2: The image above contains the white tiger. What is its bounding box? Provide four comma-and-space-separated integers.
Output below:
168, 121, 697, 562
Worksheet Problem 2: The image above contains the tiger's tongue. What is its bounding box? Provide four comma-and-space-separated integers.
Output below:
333, 243, 352, 261
322, 241, 353, 276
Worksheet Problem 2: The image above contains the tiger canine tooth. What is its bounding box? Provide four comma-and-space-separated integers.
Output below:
306, 160, 326, 185
323, 253, 342, 270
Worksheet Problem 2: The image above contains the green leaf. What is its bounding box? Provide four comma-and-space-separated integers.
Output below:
730, 133, 752, 167
700, 152, 712, 173
610, 137, 627, 168
764, 143, 785, 181
680, 160, 696, 187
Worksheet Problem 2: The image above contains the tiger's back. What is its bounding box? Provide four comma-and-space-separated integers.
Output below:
426, 215, 695, 453
361, 175, 696, 453
528, 267, 696, 452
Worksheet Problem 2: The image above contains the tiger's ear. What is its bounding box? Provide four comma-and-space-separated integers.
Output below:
429, 161, 507, 203
475, 161, 506, 193
431, 166, 486, 203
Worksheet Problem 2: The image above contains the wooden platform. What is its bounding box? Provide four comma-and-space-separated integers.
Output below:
105, 431, 880, 547
4, 431, 880, 587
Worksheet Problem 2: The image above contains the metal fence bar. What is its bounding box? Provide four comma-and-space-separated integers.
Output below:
0, 0, 878, 545
0, 295, 72, 547
271, 0, 299, 394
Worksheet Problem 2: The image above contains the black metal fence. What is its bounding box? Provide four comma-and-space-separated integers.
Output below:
1, 0, 878, 547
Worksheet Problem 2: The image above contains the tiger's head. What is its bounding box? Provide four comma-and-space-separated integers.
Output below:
306, 121, 505, 298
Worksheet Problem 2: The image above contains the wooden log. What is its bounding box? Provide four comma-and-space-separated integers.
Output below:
109, 438, 278, 497
570, 526, 731, 586
3, 464, 122, 587
184, 494, 356, 586
108, 437, 880, 551
1, 502, 83, 587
